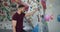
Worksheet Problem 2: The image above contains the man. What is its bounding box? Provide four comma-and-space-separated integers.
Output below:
12, 5, 37, 32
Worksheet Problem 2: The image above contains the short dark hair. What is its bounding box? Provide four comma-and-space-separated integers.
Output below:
18, 5, 25, 8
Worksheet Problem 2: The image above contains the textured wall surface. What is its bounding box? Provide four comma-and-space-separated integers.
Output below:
0, 0, 60, 32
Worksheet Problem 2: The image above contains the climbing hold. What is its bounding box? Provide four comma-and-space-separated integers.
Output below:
32, 24, 39, 32
57, 15, 60, 22
44, 15, 50, 21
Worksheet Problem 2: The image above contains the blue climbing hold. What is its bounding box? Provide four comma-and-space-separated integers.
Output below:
32, 24, 39, 32
57, 15, 60, 22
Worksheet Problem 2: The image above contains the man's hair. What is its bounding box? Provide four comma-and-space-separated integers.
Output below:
18, 5, 25, 8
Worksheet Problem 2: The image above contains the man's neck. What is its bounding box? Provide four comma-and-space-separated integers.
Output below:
17, 10, 21, 14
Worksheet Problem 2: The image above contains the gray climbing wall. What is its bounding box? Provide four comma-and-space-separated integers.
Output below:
0, 0, 60, 32
46, 0, 60, 32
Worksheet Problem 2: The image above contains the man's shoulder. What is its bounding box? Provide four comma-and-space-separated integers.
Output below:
13, 12, 18, 16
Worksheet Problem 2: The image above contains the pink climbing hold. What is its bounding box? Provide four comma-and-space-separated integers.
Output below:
44, 15, 51, 21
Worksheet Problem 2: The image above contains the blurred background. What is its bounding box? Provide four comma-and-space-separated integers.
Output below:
0, 0, 60, 32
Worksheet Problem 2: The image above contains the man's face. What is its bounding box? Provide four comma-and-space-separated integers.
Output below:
19, 7, 25, 12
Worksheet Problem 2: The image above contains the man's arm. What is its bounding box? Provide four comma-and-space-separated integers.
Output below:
12, 20, 17, 32
25, 17, 34, 28
25, 8, 38, 17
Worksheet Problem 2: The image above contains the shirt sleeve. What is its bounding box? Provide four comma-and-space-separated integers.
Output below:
12, 14, 17, 20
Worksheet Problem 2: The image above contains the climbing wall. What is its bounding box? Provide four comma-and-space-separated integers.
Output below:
0, 0, 17, 29
1, 0, 60, 32
0, 0, 40, 31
